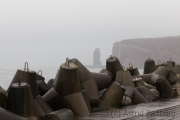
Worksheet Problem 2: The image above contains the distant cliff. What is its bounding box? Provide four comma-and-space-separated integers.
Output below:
112, 36, 180, 68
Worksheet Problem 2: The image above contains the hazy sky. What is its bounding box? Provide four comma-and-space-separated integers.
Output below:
0, 1, 180, 67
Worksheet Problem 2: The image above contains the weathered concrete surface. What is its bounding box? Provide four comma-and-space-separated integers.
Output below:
73, 97, 180, 120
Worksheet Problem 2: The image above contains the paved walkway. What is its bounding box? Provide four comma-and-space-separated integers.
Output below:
73, 97, 180, 120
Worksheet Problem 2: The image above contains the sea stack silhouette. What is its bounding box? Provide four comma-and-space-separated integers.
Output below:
93, 48, 102, 66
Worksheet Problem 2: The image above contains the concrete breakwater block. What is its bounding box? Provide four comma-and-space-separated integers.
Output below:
81, 90, 92, 113
7, 62, 39, 99
54, 62, 80, 96
172, 88, 178, 98
100, 68, 113, 79
70, 58, 93, 84
34, 99, 45, 119
33, 95, 53, 119
171, 78, 180, 88
36, 70, 45, 81
106, 56, 123, 82
166, 58, 176, 69
70, 58, 100, 108
152, 66, 169, 79
63, 92, 90, 116
44, 109, 74, 120
120, 95, 132, 107
138, 74, 152, 84
5, 82, 36, 117
37, 80, 49, 96
133, 77, 145, 87
173, 64, 180, 74
136, 86, 159, 102
0, 86, 7, 107
98, 89, 106, 97
156, 60, 172, 70
81, 79, 100, 108
126, 63, 140, 76
35, 95, 53, 114
26, 117, 38, 120
167, 69, 177, 84
155, 76, 174, 99
139, 66, 176, 86
100, 82, 125, 108
91, 72, 111, 91
150, 89, 159, 97
124, 86, 148, 105
0, 107, 29, 120
42, 88, 63, 111
151, 74, 161, 85
143, 81, 156, 89
47, 79, 54, 89
143, 58, 156, 74
115, 70, 135, 88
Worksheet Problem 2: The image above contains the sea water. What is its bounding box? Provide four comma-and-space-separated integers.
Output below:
0, 66, 143, 90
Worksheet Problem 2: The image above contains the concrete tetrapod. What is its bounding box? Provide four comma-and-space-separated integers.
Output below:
37, 80, 49, 96
0, 86, 7, 107
126, 63, 140, 76
99, 68, 113, 79
133, 77, 145, 87
120, 95, 132, 107
115, 70, 135, 88
124, 86, 148, 105
149, 89, 160, 98
44, 109, 74, 120
81, 79, 100, 108
47, 79, 54, 89
7, 62, 39, 99
138, 74, 152, 84
136, 86, 159, 102
0, 107, 29, 120
143, 58, 156, 74
91, 72, 112, 91
172, 64, 180, 74
143, 81, 156, 89
36, 70, 45, 81
100, 82, 125, 108
156, 60, 172, 70
34, 99, 45, 120
138, 66, 170, 85
35, 95, 53, 114
26, 117, 38, 120
54, 62, 80, 96
171, 78, 180, 88
172, 88, 178, 98
70, 58, 100, 108
166, 58, 176, 69
98, 89, 106, 97
5, 82, 36, 117
106, 56, 123, 82
63, 92, 90, 116
155, 76, 174, 99
42, 88, 63, 111
70, 58, 93, 84
81, 90, 92, 113
167, 69, 177, 84
152, 66, 169, 79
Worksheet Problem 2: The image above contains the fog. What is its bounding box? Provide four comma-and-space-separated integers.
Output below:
1, 1, 180, 67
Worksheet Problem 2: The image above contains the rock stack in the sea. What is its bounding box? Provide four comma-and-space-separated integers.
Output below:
1, 56, 180, 120
93, 48, 102, 66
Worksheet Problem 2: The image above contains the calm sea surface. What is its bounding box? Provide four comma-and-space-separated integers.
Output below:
0, 66, 143, 90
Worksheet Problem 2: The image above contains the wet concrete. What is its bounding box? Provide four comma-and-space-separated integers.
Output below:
73, 97, 180, 120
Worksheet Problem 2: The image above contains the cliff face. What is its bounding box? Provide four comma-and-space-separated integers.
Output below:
112, 36, 180, 68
